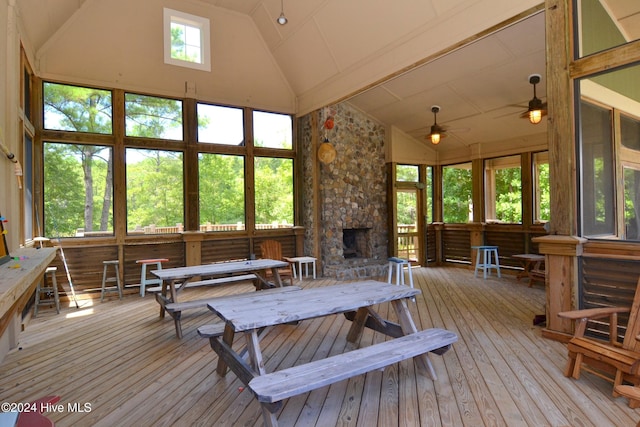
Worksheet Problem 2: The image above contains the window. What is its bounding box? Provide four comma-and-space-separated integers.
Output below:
254, 157, 294, 228
621, 113, 640, 241
164, 8, 211, 72
199, 153, 245, 231
575, 0, 638, 58
485, 155, 522, 224
253, 111, 293, 149
44, 143, 113, 237
442, 163, 473, 223
43, 82, 112, 134
396, 164, 419, 182
41, 81, 296, 238
126, 149, 184, 234
125, 93, 183, 140
579, 99, 615, 237
533, 152, 550, 223
197, 104, 244, 145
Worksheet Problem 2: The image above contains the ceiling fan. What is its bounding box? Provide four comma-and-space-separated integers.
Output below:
521, 74, 547, 124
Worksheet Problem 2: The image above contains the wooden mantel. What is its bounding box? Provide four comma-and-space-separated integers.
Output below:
0, 247, 57, 359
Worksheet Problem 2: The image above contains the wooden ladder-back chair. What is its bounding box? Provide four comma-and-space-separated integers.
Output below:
259, 240, 294, 287
558, 276, 640, 407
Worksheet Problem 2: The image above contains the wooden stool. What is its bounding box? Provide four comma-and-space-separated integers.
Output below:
387, 257, 414, 288
137, 258, 168, 297
472, 246, 501, 279
101, 260, 123, 302
34, 266, 60, 317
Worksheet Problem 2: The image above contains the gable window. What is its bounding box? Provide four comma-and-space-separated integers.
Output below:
163, 8, 211, 72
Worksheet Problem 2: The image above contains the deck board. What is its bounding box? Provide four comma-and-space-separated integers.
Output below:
0, 267, 638, 426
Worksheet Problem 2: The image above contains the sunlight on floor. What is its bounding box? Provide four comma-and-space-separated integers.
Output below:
64, 299, 94, 318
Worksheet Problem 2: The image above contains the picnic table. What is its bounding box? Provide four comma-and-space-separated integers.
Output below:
200, 280, 458, 426
512, 253, 545, 286
151, 259, 289, 338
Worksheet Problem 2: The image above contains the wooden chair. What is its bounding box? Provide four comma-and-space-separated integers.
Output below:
558, 277, 640, 407
259, 240, 294, 286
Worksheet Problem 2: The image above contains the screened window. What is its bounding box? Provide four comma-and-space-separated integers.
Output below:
579, 100, 615, 237
43, 82, 112, 134
44, 142, 113, 237
575, 0, 638, 58
125, 93, 183, 140
253, 111, 293, 149
396, 164, 419, 182
199, 153, 245, 231
426, 166, 433, 224
442, 163, 473, 223
254, 157, 293, 228
485, 155, 522, 224
163, 8, 211, 72
126, 149, 184, 234
197, 104, 244, 145
533, 152, 550, 223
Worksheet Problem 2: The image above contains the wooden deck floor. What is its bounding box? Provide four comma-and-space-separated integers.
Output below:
1, 267, 638, 426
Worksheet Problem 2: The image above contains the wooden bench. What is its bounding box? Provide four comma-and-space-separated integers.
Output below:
165, 285, 302, 338
146, 273, 258, 295
248, 328, 457, 410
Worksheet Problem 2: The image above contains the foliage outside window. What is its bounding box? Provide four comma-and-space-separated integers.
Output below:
44, 82, 112, 134
396, 165, 419, 182
163, 8, 211, 72
426, 166, 433, 223
125, 93, 183, 140
254, 157, 293, 228
199, 153, 245, 231
442, 163, 473, 223
126, 149, 184, 234
44, 143, 113, 237
253, 111, 293, 149
485, 155, 522, 224
197, 104, 244, 145
533, 152, 550, 223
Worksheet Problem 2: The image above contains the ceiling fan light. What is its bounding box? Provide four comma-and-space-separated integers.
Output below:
529, 109, 542, 124
430, 132, 441, 145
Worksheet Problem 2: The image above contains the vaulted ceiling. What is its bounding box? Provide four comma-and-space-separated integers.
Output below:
16, 0, 640, 156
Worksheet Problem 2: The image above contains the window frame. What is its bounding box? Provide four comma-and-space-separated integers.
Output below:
163, 8, 211, 72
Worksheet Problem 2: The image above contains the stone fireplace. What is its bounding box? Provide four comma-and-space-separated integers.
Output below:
300, 102, 388, 280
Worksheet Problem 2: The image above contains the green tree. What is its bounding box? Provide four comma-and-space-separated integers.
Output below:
442, 165, 473, 223
254, 157, 293, 225
199, 154, 245, 226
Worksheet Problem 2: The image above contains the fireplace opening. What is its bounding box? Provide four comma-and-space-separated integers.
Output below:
343, 228, 370, 259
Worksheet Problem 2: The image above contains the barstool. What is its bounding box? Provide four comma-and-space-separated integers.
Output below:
101, 260, 123, 302
472, 245, 501, 279
34, 266, 60, 317
387, 257, 414, 288
137, 258, 168, 297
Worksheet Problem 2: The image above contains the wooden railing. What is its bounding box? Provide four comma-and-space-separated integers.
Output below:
76, 222, 293, 236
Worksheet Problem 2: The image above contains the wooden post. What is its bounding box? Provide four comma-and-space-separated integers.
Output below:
534, 235, 587, 340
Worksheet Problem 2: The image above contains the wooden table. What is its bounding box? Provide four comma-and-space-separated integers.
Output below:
206, 281, 437, 424
0, 247, 57, 357
512, 253, 545, 286
151, 258, 289, 320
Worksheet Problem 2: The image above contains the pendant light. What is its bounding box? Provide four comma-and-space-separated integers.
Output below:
527, 74, 544, 124
277, 0, 288, 25
427, 106, 445, 145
